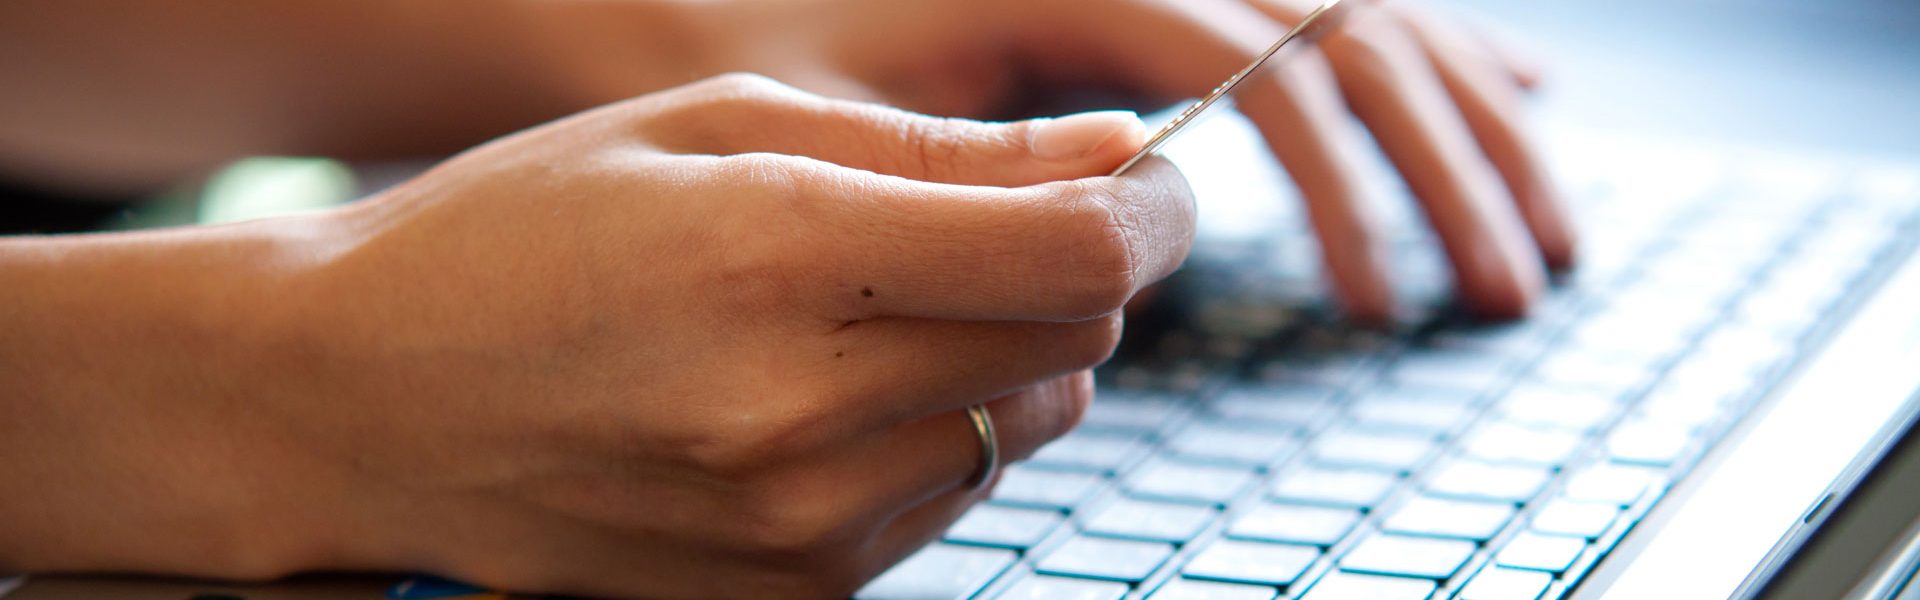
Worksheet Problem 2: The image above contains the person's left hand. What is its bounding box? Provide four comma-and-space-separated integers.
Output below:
553, 0, 1575, 321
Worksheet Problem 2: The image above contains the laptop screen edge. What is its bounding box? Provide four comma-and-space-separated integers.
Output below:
1572, 210, 1920, 599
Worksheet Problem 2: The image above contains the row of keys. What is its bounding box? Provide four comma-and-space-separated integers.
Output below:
860, 170, 1906, 600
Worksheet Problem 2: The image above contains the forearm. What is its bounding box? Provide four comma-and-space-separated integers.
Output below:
0, 0, 703, 195
0, 220, 360, 577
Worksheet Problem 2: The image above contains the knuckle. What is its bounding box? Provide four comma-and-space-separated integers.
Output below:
1062, 313, 1127, 370
898, 116, 969, 179
1329, 22, 1413, 89
656, 73, 800, 130
738, 482, 861, 558
681, 435, 771, 483
717, 152, 811, 190
681, 403, 827, 482
703, 155, 836, 311
699, 71, 792, 97
1047, 374, 1096, 440
1042, 182, 1140, 316
1007, 375, 1093, 463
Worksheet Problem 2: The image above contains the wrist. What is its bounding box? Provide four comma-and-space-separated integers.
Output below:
0, 214, 370, 578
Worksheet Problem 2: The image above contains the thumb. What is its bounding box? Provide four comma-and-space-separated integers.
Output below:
1030, 112, 1154, 177
984, 111, 1151, 185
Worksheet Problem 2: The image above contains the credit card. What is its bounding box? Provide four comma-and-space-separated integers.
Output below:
1109, 0, 1354, 176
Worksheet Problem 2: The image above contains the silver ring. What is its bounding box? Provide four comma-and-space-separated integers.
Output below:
964, 404, 999, 489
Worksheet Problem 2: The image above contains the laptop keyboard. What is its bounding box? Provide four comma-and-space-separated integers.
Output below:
856, 136, 1920, 600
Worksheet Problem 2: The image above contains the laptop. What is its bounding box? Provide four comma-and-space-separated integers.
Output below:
10, 1, 1920, 599
851, 0, 1920, 597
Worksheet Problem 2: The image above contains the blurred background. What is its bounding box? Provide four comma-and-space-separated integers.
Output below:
1453, 0, 1920, 159
4, 0, 1916, 233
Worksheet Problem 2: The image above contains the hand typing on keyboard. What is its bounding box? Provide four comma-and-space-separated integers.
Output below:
3, 1, 1581, 597
724, 0, 1579, 319
2, 0, 1570, 321
0, 76, 1194, 597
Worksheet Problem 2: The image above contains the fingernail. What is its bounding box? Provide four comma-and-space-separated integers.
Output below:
1030, 111, 1144, 161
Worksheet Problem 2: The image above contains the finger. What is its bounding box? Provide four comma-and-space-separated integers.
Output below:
851, 477, 996, 597
847, 372, 1080, 596
1395, 9, 1576, 270
1483, 35, 1545, 90
1251, 0, 1547, 317
718, 152, 1194, 322
1014, 0, 1400, 319
649, 73, 1148, 187
1455, 15, 1546, 90
751, 371, 1087, 585
1240, 48, 1401, 321
850, 372, 1093, 513
836, 373, 1092, 576
822, 315, 1121, 434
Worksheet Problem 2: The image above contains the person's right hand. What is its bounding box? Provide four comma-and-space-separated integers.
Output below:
0, 74, 1193, 598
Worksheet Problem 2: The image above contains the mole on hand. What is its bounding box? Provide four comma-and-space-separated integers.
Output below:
860, 287, 874, 298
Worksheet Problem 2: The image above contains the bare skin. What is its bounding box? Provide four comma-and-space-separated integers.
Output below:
0, 0, 1576, 596
0, 75, 1193, 598
0, 0, 1572, 319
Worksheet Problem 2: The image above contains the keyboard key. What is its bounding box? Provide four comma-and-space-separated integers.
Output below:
1662, 352, 1768, 396
1085, 390, 1189, 434
1531, 500, 1621, 539
1532, 349, 1661, 393
1166, 422, 1300, 467
992, 465, 1106, 511
945, 504, 1065, 550
1081, 497, 1217, 544
1498, 386, 1620, 432
1381, 496, 1515, 541
1422, 460, 1551, 503
1124, 459, 1258, 506
1210, 385, 1336, 429
1228, 503, 1361, 547
1149, 577, 1278, 600
1035, 536, 1174, 583
1460, 422, 1584, 467
1693, 327, 1796, 376
1495, 532, 1587, 573
1302, 571, 1436, 600
1340, 534, 1476, 579
1347, 390, 1478, 434
1562, 315, 1699, 362
1562, 464, 1664, 506
1310, 429, 1437, 473
1634, 391, 1728, 431
1388, 352, 1513, 392
1182, 539, 1321, 587
1270, 467, 1400, 509
995, 574, 1128, 600
1606, 422, 1693, 466
1029, 431, 1152, 474
1457, 567, 1552, 600
1734, 291, 1826, 335
855, 543, 1014, 600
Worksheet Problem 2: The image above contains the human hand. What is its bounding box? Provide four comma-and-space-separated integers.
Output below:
178, 75, 1187, 597
636, 0, 1573, 320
